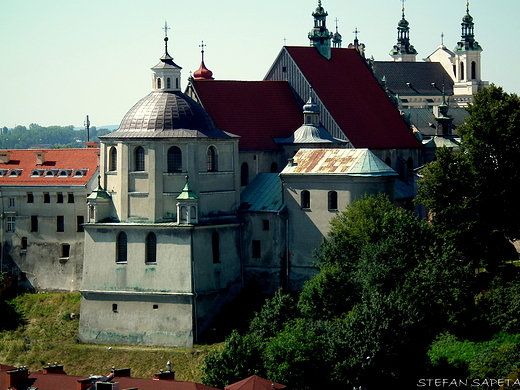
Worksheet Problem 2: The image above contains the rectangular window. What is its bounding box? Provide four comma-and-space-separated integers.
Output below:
60, 244, 70, 258
21, 237, 28, 250
262, 219, 270, 231
57, 216, 64, 232
76, 216, 84, 232
57, 193, 64, 203
67, 193, 74, 203
43, 193, 50, 203
7, 216, 15, 232
30, 215, 38, 232
112, 303, 118, 313
27, 193, 34, 203
8, 198, 15, 208
252, 240, 261, 258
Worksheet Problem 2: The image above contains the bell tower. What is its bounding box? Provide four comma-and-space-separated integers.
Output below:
308, 1, 333, 59
389, 1, 417, 62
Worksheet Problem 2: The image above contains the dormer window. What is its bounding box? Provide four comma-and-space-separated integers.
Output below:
45, 170, 58, 177
0, 169, 8, 177
8, 169, 22, 177
58, 169, 72, 177
73, 169, 88, 177
31, 169, 45, 177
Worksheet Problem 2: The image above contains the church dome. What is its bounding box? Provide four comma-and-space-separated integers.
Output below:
106, 91, 228, 139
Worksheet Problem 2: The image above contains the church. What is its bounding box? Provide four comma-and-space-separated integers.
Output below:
74, 1, 485, 347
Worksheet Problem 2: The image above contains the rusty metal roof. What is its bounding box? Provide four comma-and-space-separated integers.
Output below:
280, 148, 397, 176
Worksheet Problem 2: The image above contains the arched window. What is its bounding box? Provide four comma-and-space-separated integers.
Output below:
109, 147, 117, 171
241, 162, 249, 186
328, 191, 338, 210
212, 231, 220, 263
207, 146, 217, 172
135, 146, 145, 171
157, 78, 162, 89
167, 78, 171, 89
145, 232, 157, 263
167, 146, 182, 172
301, 190, 310, 209
270, 162, 278, 173
460, 62, 465, 80
407, 157, 414, 177
471, 61, 476, 80
116, 232, 127, 263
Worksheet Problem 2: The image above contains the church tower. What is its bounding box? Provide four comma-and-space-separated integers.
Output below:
452, 2, 487, 103
308, 1, 333, 59
389, 2, 417, 62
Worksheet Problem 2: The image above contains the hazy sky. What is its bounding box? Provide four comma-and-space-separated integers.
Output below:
1, 0, 517, 129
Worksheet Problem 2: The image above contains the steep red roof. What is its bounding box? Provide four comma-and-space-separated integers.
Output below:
0, 148, 99, 186
283, 46, 420, 149
225, 375, 286, 390
191, 80, 303, 151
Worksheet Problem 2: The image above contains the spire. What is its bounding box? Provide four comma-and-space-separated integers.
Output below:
332, 18, 342, 48
193, 41, 214, 80
389, 0, 417, 62
455, 2, 482, 52
308, 0, 333, 59
161, 21, 173, 62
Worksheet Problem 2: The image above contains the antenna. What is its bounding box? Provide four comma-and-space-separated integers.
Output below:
84, 115, 90, 142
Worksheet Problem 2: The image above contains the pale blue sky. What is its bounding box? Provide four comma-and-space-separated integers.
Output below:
0, 0, 517, 128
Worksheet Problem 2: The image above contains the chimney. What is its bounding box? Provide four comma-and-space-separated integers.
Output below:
153, 370, 175, 381
34, 150, 46, 165
112, 368, 131, 377
77, 378, 93, 390
0, 151, 10, 164
6, 367, 30, 388
43, 363, 66, 375
84, 141, 100, 149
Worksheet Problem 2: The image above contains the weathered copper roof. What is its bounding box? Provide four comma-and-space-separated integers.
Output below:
281, 148, 397, 176
240, 173, 283, 212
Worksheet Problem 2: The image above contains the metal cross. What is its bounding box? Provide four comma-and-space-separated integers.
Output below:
353, 27, 360, 40
199, 41, 206, 51
163, 21, 170, 37
283, 37, 287, 45
441, 32, 444, 45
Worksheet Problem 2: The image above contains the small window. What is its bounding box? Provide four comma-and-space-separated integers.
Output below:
30, 215, 38, 232
68, 193, 74, 203
153, 304, 159, 310
145, 232, 157, 263
76, 216, 84, 232
6, 216, 15, 232
44, 193, 50, 203
167, 78, 171, 89
21, 237, 28, 250
241, 162, 249, 186
8, 198, 14, 208
157, 78, 162, 89
112, 303, 118, 313
60, 243, 70, 258
135, 146, 145, 171
328, 191, 338, 210
270, 162, 278, 173
301, 190, 310, 209
57, 193, 64, 203
109, 147, 117, 171
262, 220, 270, 231
167, 146, 182, 172
116, 232, 127, 263
27, 193, 34, 203
207, 146, 217, 172
252, 240, 261, 258
212, 231, 220, 263
57, 216, 64, 232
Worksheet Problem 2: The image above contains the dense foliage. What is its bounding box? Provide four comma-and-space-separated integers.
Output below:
0, 124, 111, 149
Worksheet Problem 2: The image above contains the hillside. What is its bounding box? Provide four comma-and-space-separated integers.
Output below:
0, 292, 220, 381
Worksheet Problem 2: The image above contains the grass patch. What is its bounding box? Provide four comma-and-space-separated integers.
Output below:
0, 292, 222, 381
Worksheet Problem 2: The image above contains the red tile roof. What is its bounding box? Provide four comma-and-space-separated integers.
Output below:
0, 367, 220, 390
0, 148, 99, 186
282, 47, 421, 149
225, 375, 286, 390
191, 80, 303, 151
